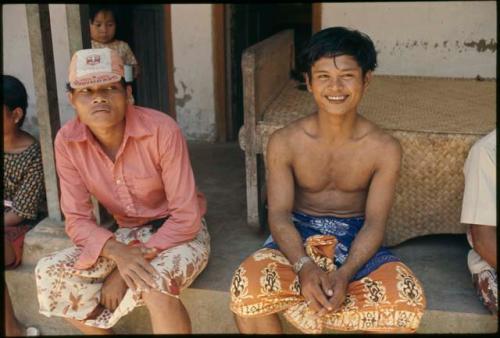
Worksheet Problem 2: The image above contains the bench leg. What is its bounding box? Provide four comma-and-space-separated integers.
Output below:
245, 151, 261, 230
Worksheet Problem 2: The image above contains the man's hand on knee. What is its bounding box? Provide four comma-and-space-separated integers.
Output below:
101, 268, 128, 311
102, 240, 158, 292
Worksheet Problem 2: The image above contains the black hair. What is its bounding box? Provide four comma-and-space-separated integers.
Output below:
2, 74, 28, 127
299, 26, 377, 79
65, 78, 128, 93
89, 5, 116, 23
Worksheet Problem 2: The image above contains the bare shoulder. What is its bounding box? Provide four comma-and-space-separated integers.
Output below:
267, 115, 315, 161
360, 117, 402, 163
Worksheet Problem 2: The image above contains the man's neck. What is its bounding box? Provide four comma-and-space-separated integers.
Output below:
89, 121, 126, 162
316, 110, 358, 144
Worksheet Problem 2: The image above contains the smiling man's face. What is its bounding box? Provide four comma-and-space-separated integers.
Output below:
68, 81, 130, 130
306, 55, 371, 117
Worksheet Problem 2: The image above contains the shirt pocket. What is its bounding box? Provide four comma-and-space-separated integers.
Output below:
130, 175, 165, 206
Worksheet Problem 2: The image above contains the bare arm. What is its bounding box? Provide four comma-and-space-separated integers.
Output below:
470, 224, 497, 269
267, 131, 305, 265
267, 131, 333, 313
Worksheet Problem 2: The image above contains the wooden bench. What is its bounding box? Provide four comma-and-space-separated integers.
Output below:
239, 30, 496, 246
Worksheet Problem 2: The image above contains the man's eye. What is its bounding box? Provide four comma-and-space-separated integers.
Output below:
79, 88, 90, 93
318, 74, 329, 79
343, 74, 354, 78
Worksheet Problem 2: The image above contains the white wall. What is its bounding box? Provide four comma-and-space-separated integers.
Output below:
322, 1, 497, 78
171, 4, 216, 141
2, 5, 38, 137
3, 4, 75, 140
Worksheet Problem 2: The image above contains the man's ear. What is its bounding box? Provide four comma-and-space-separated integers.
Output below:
363, 71, 373, 92
304, 73, 312, 92
67, 92, 76, 109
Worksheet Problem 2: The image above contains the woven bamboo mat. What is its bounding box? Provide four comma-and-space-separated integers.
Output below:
262, 75, 496, 135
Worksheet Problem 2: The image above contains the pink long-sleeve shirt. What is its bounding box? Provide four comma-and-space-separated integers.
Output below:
55, 105, 206, 269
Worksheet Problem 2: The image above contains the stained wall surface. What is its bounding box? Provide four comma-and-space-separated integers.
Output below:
322, 1, 497, 78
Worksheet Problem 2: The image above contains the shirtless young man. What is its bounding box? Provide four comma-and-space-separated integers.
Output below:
230, 27, 426, 334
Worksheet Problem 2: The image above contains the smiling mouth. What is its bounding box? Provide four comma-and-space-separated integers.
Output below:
326, 95, 348, 103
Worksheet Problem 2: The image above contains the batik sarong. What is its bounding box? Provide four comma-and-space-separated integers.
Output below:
35, 219, 210, 329
230, 212, 426, 333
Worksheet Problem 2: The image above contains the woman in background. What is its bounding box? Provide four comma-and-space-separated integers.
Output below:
3, 75, 46, 336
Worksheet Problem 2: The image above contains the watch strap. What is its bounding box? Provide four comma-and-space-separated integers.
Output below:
293, 255, 312, 274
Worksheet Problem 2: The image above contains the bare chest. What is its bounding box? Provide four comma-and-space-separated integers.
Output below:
292, 146, 374, 193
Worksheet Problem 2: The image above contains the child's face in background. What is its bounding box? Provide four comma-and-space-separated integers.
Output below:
90, 10, 116, 44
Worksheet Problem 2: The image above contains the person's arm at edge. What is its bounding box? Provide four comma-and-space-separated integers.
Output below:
470, 224, 497, 269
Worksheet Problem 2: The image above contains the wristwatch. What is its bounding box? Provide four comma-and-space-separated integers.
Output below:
293, 255, 312, 274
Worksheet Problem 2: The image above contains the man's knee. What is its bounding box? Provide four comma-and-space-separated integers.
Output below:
230, 258, 256, 300
143, 290, 180, 310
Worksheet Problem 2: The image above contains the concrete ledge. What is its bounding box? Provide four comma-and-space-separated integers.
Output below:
7, 265, 496, 334
22, 218, 72, 266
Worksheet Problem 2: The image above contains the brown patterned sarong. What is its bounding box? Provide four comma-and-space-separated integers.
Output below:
230, 235, 426, 333
35, 219, 210, 329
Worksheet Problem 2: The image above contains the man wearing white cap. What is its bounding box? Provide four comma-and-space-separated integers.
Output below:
35, 48, 210, 334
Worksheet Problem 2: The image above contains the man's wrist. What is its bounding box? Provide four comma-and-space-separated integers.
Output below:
335, 265, 355, 281
293, 255, 313, 274
102, 238, 126, 260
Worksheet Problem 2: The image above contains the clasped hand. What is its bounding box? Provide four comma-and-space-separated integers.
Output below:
298, 262, 349, 316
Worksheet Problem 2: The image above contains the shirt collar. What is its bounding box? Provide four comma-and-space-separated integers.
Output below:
63, 105, 153, 142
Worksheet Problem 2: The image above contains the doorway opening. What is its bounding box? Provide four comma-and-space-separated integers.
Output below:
224, 4, 313, 141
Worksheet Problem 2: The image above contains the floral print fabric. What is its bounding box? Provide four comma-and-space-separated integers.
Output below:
35, 219, 210, 329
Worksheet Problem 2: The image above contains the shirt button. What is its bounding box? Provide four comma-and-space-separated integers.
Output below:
116, 179, 122, 184
126, 205, 132, 210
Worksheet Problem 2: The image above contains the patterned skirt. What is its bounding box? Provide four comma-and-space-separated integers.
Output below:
35, 219, 210, 329
230, 235, 426, 333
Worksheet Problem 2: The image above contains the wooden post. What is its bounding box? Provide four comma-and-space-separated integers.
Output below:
26, 4, 62, 223
163, 5, 177, 120
241, 51, 260, 229
312, 4, 322, 34
212, 4, 227, 142
65, 4, 84, 56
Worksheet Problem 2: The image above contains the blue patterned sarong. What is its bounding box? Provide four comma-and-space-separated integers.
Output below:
263, 211, 400, 281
